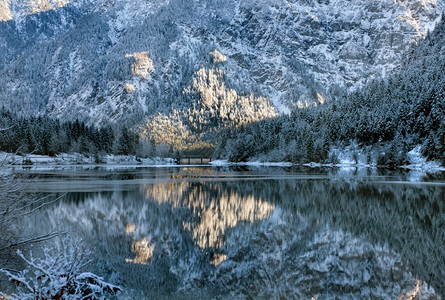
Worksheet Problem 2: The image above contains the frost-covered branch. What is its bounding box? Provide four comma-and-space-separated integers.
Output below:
0, 230, 65, 253
19, 194, 66, 218
0, 125, 14, 131
0, 239, 121, 299
0, 156, 65, 272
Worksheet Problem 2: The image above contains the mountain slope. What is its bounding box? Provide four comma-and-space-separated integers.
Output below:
214, 16, 445, 165
0, 0, 443, 128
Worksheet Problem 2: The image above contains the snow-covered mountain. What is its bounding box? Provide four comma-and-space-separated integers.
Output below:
0, 0, 443, 126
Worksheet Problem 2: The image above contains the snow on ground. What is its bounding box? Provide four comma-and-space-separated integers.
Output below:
208, 159, 227, 166
0, 152, 175, 169
241, 161, 293, 167
332, 143, 373, 167
210, 160, 292, 167
403, 146, 445, 172
331, 144, 445, 171
402, 146, 445, 182
2, 144, 444, 175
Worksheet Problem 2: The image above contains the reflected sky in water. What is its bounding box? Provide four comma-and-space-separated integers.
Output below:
23, 166, 445, 298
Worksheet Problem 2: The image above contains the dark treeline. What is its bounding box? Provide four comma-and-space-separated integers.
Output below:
0, 108, 140, 157
214, 17, 445, 166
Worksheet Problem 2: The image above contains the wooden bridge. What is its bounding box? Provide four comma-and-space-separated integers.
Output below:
178, 157, 212, 165
176, 147, 214, 165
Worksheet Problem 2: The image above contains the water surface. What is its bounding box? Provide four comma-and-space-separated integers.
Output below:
23, 166, 445, 299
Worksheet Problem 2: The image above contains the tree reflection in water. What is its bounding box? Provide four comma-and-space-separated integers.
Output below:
25, 168, 445, 298
145, 182, 275, 251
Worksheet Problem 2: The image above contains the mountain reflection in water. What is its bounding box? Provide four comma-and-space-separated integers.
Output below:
24, 167, 445, 299
146, 182, 275, 252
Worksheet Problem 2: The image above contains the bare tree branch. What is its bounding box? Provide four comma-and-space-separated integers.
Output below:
0, 155, 65, 260
18, 193, 66, 218
0, 125, 14, 131
0, 230, 67, 253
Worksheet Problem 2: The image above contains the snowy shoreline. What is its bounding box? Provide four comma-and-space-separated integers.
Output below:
210, 159, 445, 172
0, 152, 176, 169
211, 145, 445, 173
1, 147, 444, 173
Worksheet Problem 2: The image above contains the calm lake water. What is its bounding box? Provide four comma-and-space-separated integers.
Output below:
21, 166, 445, 299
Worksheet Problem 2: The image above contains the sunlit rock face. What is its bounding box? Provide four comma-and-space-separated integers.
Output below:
0, 0, 12, 21
139, 64, 279, 149
0, 0, 443, 125
0, 0, 68, 21
125, 52, 154, 79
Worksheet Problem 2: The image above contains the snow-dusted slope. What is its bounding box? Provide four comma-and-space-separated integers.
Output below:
220, 0, 443, 109
0, 0, 443, 125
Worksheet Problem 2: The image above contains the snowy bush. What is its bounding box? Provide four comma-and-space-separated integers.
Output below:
0, 239, 120, 300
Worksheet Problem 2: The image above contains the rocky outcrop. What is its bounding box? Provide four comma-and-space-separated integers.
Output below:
0, 0, 443, 125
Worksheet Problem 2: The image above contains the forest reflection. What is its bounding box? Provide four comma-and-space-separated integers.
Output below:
145, 182, 274, 252
29, 168, 445, 298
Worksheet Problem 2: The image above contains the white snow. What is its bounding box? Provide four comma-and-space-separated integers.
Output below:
402, 145, 445, 173
209, 159, 229, 166
330, 144, 375, 168
243, 161, 293, 167
0, 152, 175, 169
210, 160, 292, 167
2, 143, 444, 177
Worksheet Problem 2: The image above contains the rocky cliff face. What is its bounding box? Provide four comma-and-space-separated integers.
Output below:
0, 0, 443, 125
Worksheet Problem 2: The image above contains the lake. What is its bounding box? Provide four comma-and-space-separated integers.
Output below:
20, 165, 445, 299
